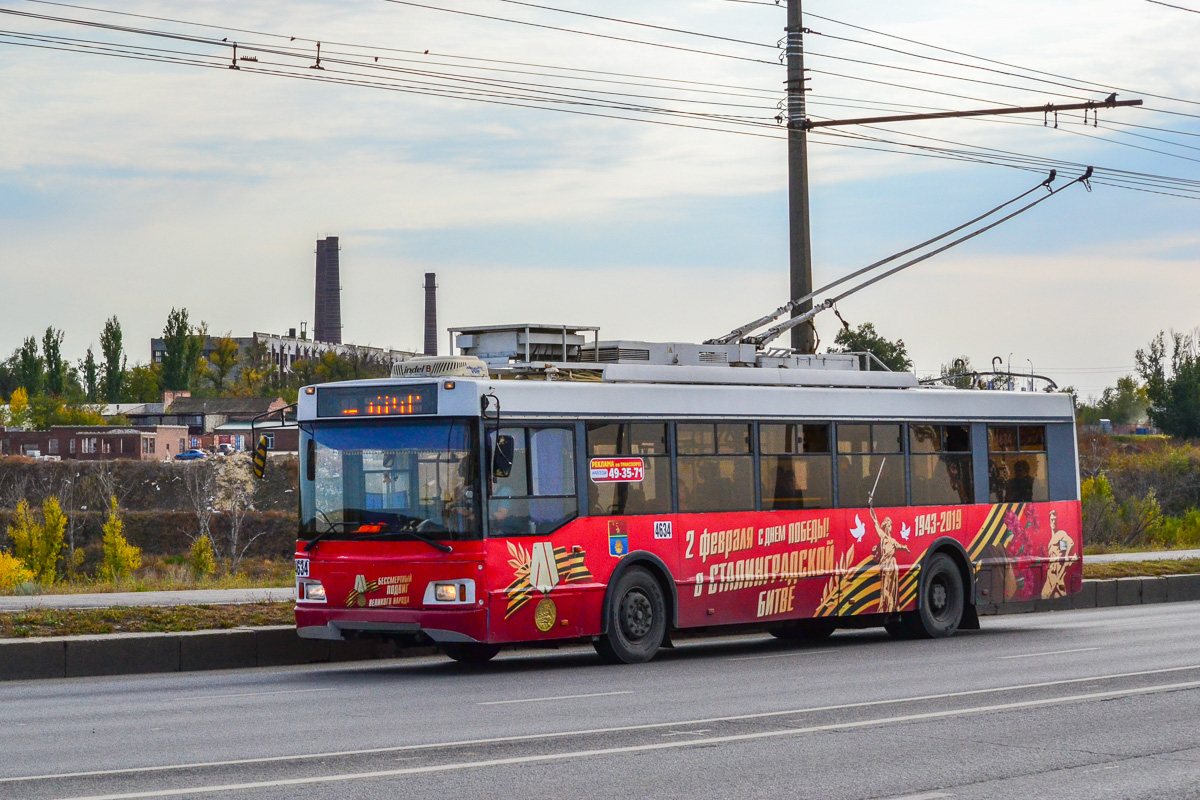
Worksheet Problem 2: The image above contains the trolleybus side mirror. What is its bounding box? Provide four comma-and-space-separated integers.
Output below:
252, 434, 269, 480
490, 434, 515, 480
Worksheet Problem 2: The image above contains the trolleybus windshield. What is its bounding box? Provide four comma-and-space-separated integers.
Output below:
300, 418, 480, 541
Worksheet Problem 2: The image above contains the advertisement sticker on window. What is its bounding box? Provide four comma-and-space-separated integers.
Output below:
590, 457, 645, 483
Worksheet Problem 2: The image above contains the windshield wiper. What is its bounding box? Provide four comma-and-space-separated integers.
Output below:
350, 522, 454, 554
303, 520, 356, 552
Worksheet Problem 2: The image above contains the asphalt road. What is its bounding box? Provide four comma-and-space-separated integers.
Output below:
5, 603, 1200, 800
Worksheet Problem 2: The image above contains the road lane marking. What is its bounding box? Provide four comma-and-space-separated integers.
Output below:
173, 689, 335, 702
1000, 647, 1101, 660
882, 793, 953, 800
10, 662, 1200, 785
661, 730, 710, 737
729, 649, 835, 661
478, 691, 634, 706
45, 678, 1200, 800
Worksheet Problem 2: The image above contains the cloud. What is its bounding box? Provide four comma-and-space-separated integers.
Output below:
0, 0, 1195, 404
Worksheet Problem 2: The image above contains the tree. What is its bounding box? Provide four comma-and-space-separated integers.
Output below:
42, 327, 67, 396
160, 308, 208, 392
207, 335, 240, 394
0, 350, 18, 400
828, 322, 912, 372
212, 454, 265, 572
938, 355, 976, 390
100, 497, 141, 582
1136, 330, 1200, 439
80, 348, 100, 403
17, 337, 43, 395
7, 497, 66, 585
1079, 376, 1149, 426
8, 387, 30, 427
100, 316, 125, 403
124, 363, 162, 403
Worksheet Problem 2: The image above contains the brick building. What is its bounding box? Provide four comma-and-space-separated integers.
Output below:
1, 426, 189, 461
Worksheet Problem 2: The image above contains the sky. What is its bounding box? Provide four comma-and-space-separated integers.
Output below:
1, 0, 1198, 398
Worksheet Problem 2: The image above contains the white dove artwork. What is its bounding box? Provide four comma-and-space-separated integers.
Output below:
900, 522, 912, 541
850, 515, 866, 543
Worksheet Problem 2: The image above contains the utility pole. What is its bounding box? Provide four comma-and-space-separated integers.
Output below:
786, 0, 815, 353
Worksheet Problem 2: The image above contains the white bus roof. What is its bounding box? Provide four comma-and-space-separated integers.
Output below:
298, 372, 1075, 424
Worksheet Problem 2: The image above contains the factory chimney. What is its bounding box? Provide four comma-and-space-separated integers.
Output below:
423, 273, 438, 357
314, 236, 342, 344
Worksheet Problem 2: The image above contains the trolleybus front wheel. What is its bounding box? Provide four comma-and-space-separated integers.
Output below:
595, 567, 667, 664
885, 552, 965, 640
441, 643, 501, 664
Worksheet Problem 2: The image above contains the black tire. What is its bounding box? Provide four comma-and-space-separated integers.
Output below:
768, 618, 837, 641
594, 567, 667, 664
441, 643, 501, 663
887, 552, 965, 640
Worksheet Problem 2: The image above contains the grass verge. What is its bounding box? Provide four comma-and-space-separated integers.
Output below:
1083, 558, 1200, 580
0, 602, 293, 638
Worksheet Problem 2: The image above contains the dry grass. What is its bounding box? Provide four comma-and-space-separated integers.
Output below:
0, 602, 294, 638
1, 557, 293, 597
1083, 558, 1200, 580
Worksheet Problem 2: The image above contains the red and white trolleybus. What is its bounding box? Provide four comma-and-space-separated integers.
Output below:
292, 328, 1081, 664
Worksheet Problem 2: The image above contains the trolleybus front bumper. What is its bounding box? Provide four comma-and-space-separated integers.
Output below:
296, 606, 489, 644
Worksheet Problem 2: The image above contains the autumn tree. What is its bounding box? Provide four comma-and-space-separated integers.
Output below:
124, 364, 163, 403
207, 335, 240, 394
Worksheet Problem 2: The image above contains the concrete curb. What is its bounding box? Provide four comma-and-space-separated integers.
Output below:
5, 574, 1200, 682
0, 626, 437, 682
976, 573, 1200, 616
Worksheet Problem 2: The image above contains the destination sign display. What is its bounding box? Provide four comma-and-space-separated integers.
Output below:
316, 384, 439, 418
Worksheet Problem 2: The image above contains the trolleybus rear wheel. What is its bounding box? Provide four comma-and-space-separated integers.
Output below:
441, 643, 501, 663
886, 552, 964, 640
595, 567, 667, 664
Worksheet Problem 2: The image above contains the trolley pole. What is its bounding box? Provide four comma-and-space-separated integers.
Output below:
786, 0, 815, 353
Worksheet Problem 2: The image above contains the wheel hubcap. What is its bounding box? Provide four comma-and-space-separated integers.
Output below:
621, 590, 653, 641
930, 580, 948, 614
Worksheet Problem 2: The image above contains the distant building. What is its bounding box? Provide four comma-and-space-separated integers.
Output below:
2, 426, 189, 461
149, 331, 414, 378
119, 394, 288, 437
314, 236, 342, 344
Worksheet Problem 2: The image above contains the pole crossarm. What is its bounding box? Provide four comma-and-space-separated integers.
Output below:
805, 98, 1143, 129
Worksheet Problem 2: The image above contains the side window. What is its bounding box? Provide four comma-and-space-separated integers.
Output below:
910, 424, 974, 506
837, 423, 905, 509
760, 423, 832, 510
677, 423, 754, 513
586, 422, 671, 516
488, 426, 578, 536
988, 425, 1048, 503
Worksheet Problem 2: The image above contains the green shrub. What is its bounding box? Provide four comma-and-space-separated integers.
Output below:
1081, 474, 1161, 548
1153, 509, 1200, 549
0, 551, 34, 590
7, 498, 66, 585
189, 535, 216, 580
99, 498, 141, 582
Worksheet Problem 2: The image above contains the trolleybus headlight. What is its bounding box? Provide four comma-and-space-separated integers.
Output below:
434, 583, 458, 602
298, 580, 327, 603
